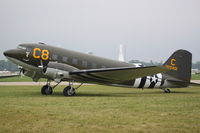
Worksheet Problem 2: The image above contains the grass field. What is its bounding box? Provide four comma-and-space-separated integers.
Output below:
0, 76, 46, 82
0, 85, 200, 133
192, 74, 200, 80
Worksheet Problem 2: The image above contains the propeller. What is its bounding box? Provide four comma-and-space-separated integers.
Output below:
18, 66, 24, 76
39, 60, 47, 73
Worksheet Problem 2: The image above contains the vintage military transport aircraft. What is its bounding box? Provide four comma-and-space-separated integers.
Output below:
3, 43, 200, 96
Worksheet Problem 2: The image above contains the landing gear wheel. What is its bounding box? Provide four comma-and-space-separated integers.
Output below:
63, 86, 75, 96
41, 85, 53, 95
164, 89, 171, 93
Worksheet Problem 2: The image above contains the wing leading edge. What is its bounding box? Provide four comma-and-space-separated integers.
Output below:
0, 74, 20, 79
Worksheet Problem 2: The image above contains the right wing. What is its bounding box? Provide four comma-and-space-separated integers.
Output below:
0, 74, 20, 79
167, 79, 200, 87
70, 66, 169, 83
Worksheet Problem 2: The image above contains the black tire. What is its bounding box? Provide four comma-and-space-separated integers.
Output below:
41, 85, 53, 95
63, 86, 75, 96
166, 89, 171, 93
164, 89, 171, 93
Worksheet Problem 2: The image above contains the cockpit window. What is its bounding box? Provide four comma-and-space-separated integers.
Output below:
17, 45, 27, 50
26, 47, 32, 52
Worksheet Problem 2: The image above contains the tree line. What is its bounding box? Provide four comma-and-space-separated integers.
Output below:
0, 60, 18, 71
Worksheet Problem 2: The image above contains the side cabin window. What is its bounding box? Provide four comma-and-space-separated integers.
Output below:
92, 63, 97, 69
52, 54, 58, 60
82, 60, 87, 67
26, 47, 32, 52
101, 65, 106, 68
72, 58, 78, 65
63, 56, 68, 63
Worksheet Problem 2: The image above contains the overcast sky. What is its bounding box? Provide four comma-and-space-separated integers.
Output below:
0, 0, 199, 62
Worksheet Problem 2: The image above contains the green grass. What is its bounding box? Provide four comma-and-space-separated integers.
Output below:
0, 76, 46, 82
0, 85, 200, 133
192, 74, 200, 80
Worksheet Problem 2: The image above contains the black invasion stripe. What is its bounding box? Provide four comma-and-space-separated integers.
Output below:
138, 77, 147, 88
132, 79, 135, 86
77, 74, 111, 84
148, 75, 158, 88
149, 82, 156, 88
161, 80, 165, 87
87, 73, 119, 82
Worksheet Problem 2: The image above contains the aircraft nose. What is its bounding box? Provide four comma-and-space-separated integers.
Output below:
4, 50, 13, 57
3, 49, 24, 58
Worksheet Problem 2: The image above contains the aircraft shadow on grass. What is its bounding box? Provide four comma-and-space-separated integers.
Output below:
28, 90, 200, 97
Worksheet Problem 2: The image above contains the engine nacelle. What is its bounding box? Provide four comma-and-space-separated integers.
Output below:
23, 69, 43, 82
44, 67, 71, 81
43, 62, 78, 82
23, 69, 34, 77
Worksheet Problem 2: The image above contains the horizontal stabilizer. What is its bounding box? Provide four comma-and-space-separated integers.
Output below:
167, 79, 200, 87
189, 82, 200, 87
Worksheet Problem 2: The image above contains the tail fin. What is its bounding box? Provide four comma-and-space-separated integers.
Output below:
163, 49, 192, 82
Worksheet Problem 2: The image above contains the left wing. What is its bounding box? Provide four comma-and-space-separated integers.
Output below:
0, 74, 20, 79
167, 79, 200, 87
70, 66, 169, 83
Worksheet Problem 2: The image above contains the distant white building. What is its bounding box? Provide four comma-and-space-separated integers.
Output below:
192, 69, 200, 74
132, 63, 144, 67
118, 44, 126, 62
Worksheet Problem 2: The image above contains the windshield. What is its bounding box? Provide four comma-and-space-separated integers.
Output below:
17, 45, 27, 50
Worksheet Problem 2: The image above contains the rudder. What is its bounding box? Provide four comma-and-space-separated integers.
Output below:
163, 49, 192, 82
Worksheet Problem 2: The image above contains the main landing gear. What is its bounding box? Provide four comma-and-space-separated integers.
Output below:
63, 81, 83, 96
63, 86, 76, 96
41, 80, 83, 96
41, 80, 56, 95
41, 85, 53, 95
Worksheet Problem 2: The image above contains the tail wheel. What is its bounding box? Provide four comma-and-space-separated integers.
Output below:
41, 85, 53, 95
63, 86, 75, 96
164, 89, 171, 93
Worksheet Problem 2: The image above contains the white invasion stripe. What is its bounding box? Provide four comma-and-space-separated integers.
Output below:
143, 76, 151, 88
133, 78, 142, 88
155, 73, 162, 88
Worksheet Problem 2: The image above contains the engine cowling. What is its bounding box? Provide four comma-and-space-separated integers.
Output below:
23, 69, 34, 77
44, 67, 70, 81
43, 62, 79, 82
22, 69, 43, 82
